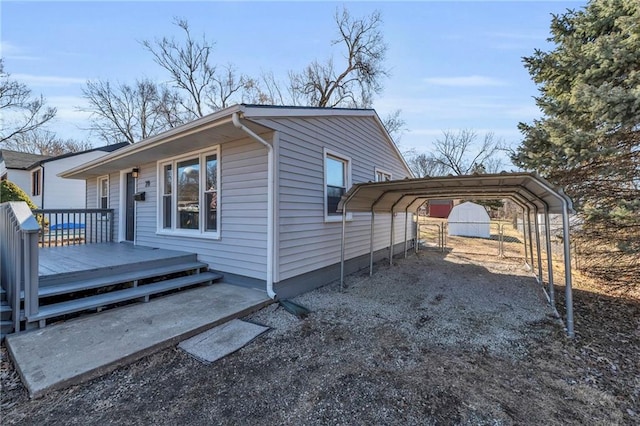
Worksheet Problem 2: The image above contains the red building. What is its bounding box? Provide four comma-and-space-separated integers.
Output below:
428, 199, 454, 218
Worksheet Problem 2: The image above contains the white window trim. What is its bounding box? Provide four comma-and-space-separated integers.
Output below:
323, 147, 353, 223
374, 167, 392, 182
97, 175, 109, 220
156, 146, 221, 240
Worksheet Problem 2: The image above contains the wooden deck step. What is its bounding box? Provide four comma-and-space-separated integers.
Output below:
27, 272, 222, 323
32, 261, 209, 299
39, 251, 199, 287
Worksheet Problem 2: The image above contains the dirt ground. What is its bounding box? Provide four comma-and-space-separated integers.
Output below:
1, 235, 639, 425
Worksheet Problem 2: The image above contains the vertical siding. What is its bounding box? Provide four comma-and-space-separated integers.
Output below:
253, 116, 413, 281
133, 137, 269, 280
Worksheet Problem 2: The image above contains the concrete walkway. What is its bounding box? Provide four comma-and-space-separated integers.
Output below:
5, 283, 271, 398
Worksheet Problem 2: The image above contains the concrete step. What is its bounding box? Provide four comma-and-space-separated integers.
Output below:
27, 272, 223, 324
6, 284, 271, 398
29, 261, 209, 299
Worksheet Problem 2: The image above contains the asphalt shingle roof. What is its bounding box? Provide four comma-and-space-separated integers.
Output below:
0, 150, 51, 170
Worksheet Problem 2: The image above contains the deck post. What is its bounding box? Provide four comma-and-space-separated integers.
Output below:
23, 230, 40, 319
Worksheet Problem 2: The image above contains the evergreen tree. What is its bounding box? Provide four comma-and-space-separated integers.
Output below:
512, 0, 639, 289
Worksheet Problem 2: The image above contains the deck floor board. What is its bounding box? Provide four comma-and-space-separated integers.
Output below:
38, 243, 196, 279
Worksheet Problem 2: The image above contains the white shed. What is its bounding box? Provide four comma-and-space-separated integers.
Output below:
448, 201, 491, 238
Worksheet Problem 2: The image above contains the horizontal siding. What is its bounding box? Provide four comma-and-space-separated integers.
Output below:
254, 115, 413, 282
133, 137, 269, 280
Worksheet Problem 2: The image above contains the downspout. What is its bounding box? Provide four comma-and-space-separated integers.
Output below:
232, 112, 276, 299
40, 165, 45, 209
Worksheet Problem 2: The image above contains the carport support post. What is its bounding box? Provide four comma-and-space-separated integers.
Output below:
543, 209, 555, 306
534, 207, 544, 284
522, 208, 529, 267
404, 207, 409, 259
389, 209, 395, 266
527, 206, 535, 269
561, 203, 574, 337
369, 210, 375, 276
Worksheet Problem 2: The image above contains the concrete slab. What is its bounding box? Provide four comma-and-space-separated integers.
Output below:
5, 284, 271, 398
179, 319, 269, 364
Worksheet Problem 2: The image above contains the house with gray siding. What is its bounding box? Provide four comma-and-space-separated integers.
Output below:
61, 105, 414, 298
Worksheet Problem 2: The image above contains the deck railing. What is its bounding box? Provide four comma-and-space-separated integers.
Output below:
33, 208, 114, 247
0, 202, 40, 334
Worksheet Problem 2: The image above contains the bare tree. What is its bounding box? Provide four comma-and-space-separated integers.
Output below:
0, 59, 56, 145
286, 8, 388, 108
4, 128, 92, 156
142, 19, 251, 117
82, 78, 180, 144
381, 109, 406, 144
432, 129, 505, 175
408, 153, 447, 177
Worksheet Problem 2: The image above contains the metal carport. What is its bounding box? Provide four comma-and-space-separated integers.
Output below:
337, 172, 576, 337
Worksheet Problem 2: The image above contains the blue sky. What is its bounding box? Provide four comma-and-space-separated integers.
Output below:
1, 1, 587, 160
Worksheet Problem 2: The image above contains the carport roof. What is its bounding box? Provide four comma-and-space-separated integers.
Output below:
338, 172, 574, 215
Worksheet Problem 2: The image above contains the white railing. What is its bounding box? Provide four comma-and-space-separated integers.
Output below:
1, 201, 40, 334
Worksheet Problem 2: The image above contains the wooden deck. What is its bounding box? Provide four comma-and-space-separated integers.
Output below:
20, 242, 223, 329
39, 243, 196, 282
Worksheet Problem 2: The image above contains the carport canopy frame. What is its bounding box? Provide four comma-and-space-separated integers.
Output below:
337, 172, 576, 337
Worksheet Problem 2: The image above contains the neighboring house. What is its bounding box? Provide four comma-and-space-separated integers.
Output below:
61, 104, 414, 298
448, 201, 491, 238
0, 144, 127, 210
428, 199, 454, 218
0, 150, 51, 197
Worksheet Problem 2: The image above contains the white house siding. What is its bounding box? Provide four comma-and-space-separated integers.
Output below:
6, 170, 31, 201
42, 151, 107, 210
133, 137, 269, 281
253, 116, 412, 282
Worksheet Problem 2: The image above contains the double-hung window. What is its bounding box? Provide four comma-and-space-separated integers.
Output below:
98, 176, 109, 217
324, 149, 351, 221
159, 148, 219, 237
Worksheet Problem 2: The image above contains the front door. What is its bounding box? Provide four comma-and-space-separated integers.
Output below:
125, 172, 135, 241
